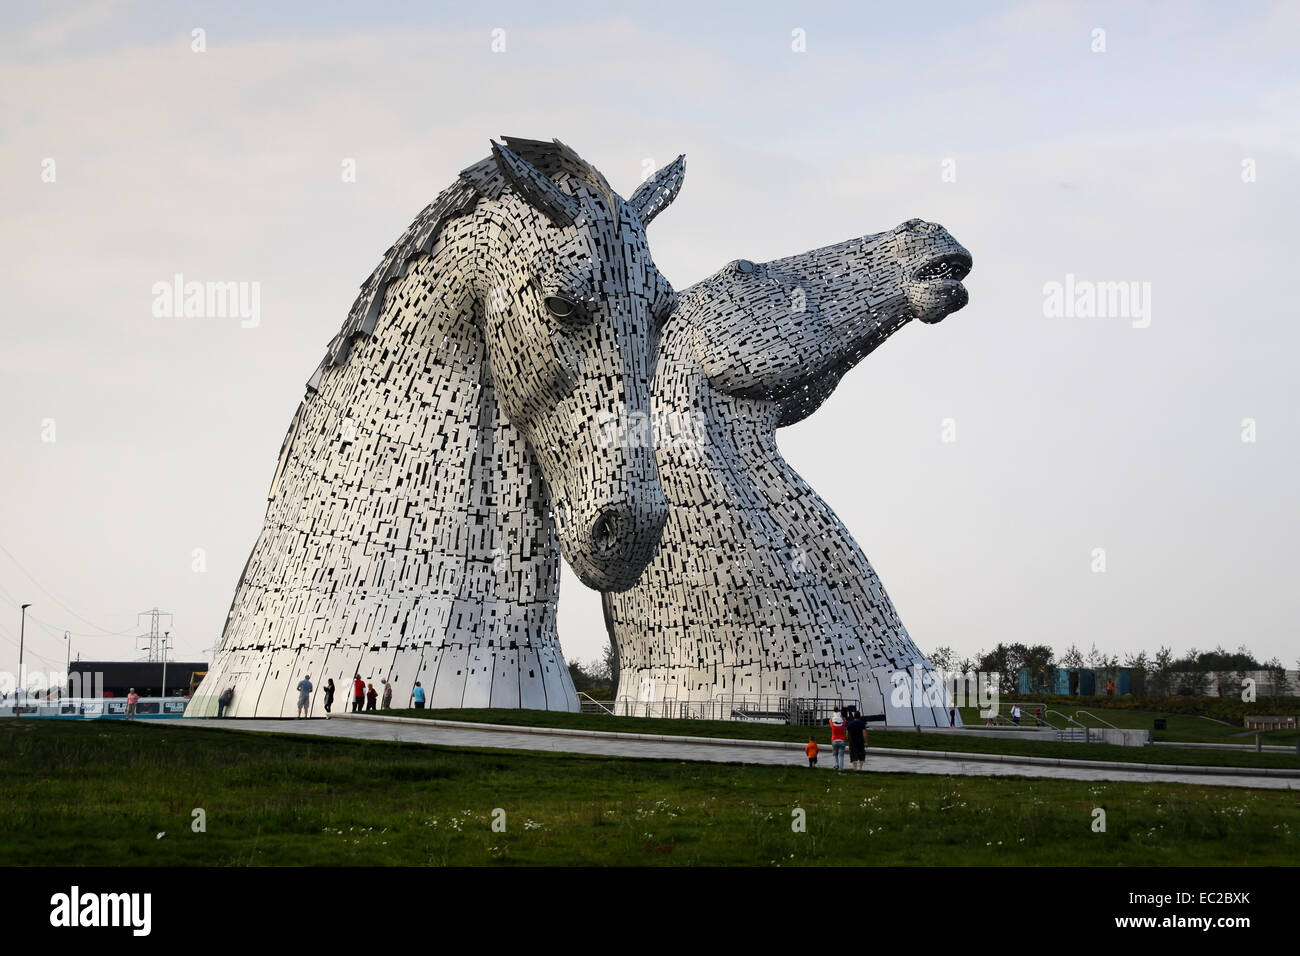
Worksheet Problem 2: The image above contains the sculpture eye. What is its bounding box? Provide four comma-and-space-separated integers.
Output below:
544, 295, 583, 324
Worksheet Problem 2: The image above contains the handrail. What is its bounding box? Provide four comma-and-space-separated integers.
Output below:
1073, 709, 1118, 730
1042, 709, 1076, 730
576, 692, 614, 716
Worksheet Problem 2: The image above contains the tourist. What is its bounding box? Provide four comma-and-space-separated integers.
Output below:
1034, 705, 1044, 726
381, 678, 393, 710
948, 702, 956, 727
217, 686, 234, 718
412, 681, 426, 709
296, 674, 313, 718
352, 674, 365, 713
828, 711, 847, 771
125, 687, 139, 721
805, 736, 819, 768
322, 679, 335, 717
365, 682, 378, 711
1010, 703, 1022, 726
846, 711, 868, 771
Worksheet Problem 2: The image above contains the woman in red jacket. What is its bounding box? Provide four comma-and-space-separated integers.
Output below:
828, 712, 848, 771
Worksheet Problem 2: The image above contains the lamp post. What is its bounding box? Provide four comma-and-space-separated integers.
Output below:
161, 631, 169, 705
64, 631, 71, 703
18, 604, 31, 715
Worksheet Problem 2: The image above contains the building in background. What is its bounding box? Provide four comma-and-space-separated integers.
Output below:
67, 661, 208, 699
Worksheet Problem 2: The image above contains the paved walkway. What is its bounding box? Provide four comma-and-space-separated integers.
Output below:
165, 716, 1298, 791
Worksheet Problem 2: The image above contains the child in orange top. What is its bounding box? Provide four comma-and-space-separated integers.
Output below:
805, 737, 819, 768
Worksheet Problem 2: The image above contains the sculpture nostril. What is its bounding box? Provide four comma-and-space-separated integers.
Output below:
592, 511, 619, 553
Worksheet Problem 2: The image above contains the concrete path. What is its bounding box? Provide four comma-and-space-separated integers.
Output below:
164, 715, 1299, 791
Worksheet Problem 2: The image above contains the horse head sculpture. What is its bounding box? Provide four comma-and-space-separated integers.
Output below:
605, 218, 973, 726
688, 218, 971, 424
191, 138, 685, 717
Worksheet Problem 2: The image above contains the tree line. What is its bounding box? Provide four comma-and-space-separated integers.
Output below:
925, 643, 1297, 698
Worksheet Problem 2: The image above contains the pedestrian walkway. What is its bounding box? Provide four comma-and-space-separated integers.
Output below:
164, 716, 1299, 791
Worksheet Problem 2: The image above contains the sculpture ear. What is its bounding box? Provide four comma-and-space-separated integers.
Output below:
627, 155, 686, 226
491, 140, 580, 227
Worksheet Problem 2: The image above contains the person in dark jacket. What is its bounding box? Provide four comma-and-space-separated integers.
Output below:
846, 713, 868, 771
323, 679, 335, 717
365, 683, 378, 711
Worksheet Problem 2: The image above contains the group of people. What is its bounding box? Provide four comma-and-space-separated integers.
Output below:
291, 674, 425, 718
804, 710, 870, 771
210, 675, 426, 718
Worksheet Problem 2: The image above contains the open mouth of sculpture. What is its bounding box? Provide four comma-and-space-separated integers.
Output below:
908, 248, 972, 323
914, 251, 972, 284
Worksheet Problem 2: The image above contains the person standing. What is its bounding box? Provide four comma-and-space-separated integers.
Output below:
1010, 703, 1022, 727
352, 675, 365, 713
828, 712, 847, 771
1034, 705, 1044, 726
380, 679, 393, 710
805, 736, 819, 768
412, 681, 426, 709
365, 683, 378, 711
846, 712, 868, 771
125, 688, 139, 721
323, 679, 335, 717
217, 687, 234, 718
947, 702, 957, 727
296, 674, 313, 719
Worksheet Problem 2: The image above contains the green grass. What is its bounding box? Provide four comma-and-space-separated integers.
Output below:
0, 721, 1296, 866
388, 709, 1300, 771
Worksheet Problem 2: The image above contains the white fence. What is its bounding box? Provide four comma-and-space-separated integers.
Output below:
0, 696, 189, 719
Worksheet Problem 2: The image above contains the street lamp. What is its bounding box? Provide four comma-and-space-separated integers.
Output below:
18, 604, 31, 715
64, 631, 71, 703
161, 631, 170, 706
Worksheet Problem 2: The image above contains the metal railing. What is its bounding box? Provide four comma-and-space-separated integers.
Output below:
594, 694, 859, 724
576, 693, 614, 715
1073, 709, 1119, 730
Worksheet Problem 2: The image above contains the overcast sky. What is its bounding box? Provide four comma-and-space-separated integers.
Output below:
2, 0, 1297, 680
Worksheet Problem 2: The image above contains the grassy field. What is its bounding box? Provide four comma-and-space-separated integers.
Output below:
0, 721, 1296, 866
389, 709, 1300, 771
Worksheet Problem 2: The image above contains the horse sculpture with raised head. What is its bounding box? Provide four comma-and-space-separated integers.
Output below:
604, 218, 972, 726
189, 137, 685, 718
